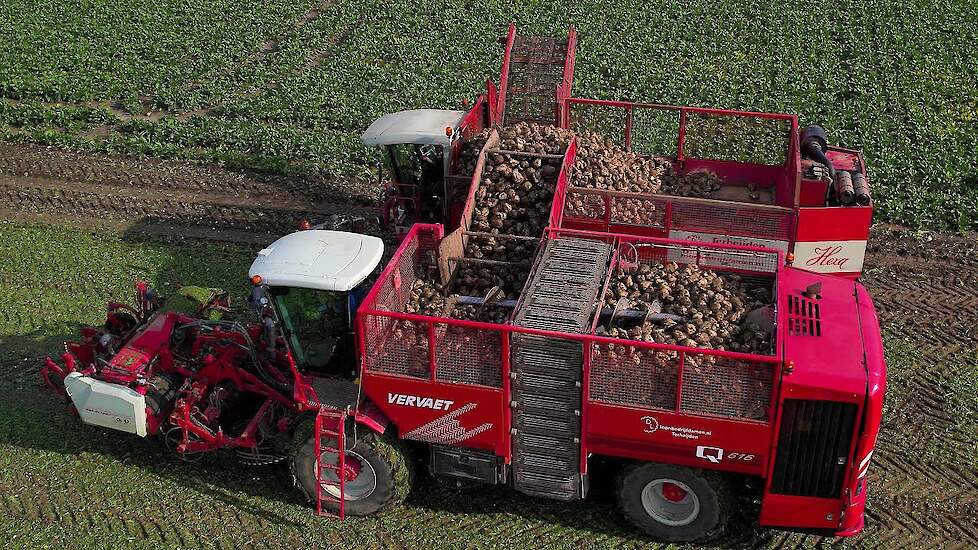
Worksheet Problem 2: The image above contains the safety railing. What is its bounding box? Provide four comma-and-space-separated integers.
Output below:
358, 225, 784, 423
553, 98, 801, 243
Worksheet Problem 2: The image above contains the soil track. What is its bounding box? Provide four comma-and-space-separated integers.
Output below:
0, 143, 376, 242
0, 145, 975, 547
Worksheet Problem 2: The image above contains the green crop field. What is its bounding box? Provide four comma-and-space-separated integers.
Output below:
1, 0, 976, 229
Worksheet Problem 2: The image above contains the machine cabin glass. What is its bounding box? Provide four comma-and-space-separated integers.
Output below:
269, 286, 346, 370
385, 143, 445, 222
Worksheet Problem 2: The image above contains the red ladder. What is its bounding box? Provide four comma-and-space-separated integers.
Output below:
314, 407, 348, 519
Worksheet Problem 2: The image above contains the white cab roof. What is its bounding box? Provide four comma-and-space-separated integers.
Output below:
249, 230, 384, 292
361, 109, 466, 147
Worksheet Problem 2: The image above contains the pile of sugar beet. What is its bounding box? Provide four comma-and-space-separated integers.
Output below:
403, 123, 774, 357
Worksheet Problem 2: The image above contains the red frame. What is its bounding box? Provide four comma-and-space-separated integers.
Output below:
555, 97, 876, 279
357, 224, 786, 465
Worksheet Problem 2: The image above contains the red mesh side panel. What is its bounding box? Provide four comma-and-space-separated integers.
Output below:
609, 195, 667, 228
589, 343, 678, 409
627, 239, 781, 274
683, 112, 791, 166
360, 227, 444, 380
435, 323, 503, 388
568, 102, 627, 145
563, 190, 668, 229
363, 317, 429, 379
560, 187, 792, 246
367, 227, 441, 314
669, 200, 792, 241
563, 188, 606, 222
680, 354, 774, 420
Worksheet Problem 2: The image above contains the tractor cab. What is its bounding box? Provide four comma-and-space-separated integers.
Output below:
362, 109, 467, 237
248, 230, 384, 378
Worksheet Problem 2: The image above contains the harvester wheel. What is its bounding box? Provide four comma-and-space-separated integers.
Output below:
290, 420, 414, 516
616, 462, 731, 542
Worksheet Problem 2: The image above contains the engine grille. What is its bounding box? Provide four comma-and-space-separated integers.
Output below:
769, 399, 857, 498
788, 294, 821, 336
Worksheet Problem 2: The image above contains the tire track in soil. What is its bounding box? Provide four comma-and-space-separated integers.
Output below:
0, 143, 355, 203
858, 230, 978, 548
0, 144, 378, 245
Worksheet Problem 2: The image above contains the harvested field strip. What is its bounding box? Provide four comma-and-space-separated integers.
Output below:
0, 183, 313, 234
0, 143, 380, 243
0, 143, 377, 204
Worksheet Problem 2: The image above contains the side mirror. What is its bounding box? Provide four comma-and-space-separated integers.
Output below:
263, 317, 276, 349
249, 286, 268, 314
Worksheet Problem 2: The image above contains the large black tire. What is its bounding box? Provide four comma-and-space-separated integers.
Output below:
616, 462, 732, 542
290, 420, 414, 516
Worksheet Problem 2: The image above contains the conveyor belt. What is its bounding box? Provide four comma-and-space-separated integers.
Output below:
509, 237, 611, 500
502, 34, 571, 126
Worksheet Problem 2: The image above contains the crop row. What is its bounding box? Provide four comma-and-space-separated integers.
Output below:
0, 0, 976, 228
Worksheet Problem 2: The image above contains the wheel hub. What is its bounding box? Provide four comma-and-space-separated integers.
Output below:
661, 482, 687, 502
320, 450, 377, 501
341, 456, 362, 482
640, 478, 701, 527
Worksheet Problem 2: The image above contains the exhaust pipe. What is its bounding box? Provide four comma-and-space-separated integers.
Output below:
800, 125, 835, 179
852, 172, 871, 205
835, 171, 855, 205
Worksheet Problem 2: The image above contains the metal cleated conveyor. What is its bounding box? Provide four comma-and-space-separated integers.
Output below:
510, 237, 612, 500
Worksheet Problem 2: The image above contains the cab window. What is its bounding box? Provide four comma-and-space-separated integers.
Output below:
270, 287, 345, 369
388, 144, 423, 186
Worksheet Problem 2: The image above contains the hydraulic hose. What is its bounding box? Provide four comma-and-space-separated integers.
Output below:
174, 320, 294, 396
800, 125, 835, 178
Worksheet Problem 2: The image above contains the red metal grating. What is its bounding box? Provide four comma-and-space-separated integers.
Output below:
435, 324, 503, 388
563, 189, 605, 222
680, 354, 774, 421
669, 200, 793, 241
609, 195, 668, 228
361, 225, 442, 373
503, 35, 567, 125
787, 294, 821, 336
629, 240, 782, 275
589, 343, 678, 410
363, 317, 429, 380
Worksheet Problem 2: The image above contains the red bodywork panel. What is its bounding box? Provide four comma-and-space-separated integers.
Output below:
360, 375, 506, 455
100, 314, 177, 386
586, 404, 772, 476
780, 270, 866, 399
837, 285, 886, 535
792, 206, 872, 281
757, 270, 883, 533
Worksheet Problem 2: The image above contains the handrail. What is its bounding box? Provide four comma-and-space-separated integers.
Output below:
562, 185, 796, 214
566, 97, 797, 121
496, 23, 517, 125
